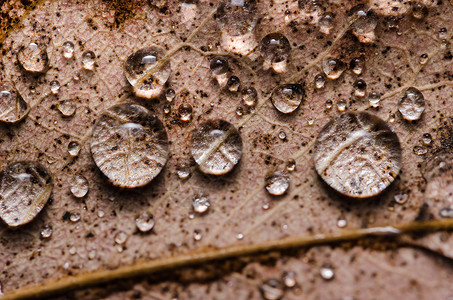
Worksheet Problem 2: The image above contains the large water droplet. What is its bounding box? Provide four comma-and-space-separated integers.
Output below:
271, 84, 304, 114
70, 174, 89, 198
67, 141, 81, 157
62, 41, 75, 59
313, 112, 402, 198
322, 57, 345, 80
57, 100, 76, 117
398, 87, 425, 121
265, 171, 289, 196
125, 47, 171, 99
210, 56, 229, 75
90, 103, 169, 188
0, 82, 29, 123
348, 5, 378, 43
17, 43, 49, 73
40, 224, 53, 239
260, 33, 291, 73
216, 0, 257, 36
0, 161, 53, 227
136, 212, 155, 232
259, 279, 284, 300
193, 194, 211, 214
190, 119, 242, 175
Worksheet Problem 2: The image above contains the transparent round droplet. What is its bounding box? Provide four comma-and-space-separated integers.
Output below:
322, 57, 345, 80
337, 99, 346, 112
0, 161, 53, 227
67, 141, 80, 157
165, 89, 176, 102
0, 81, 29, 123
193, 229, 202, 241
353, 79, 367, 98
412, 2, 427, 19
114, 231, 128, 245
17, 42, 49, 73
398, 87, 425, 121
236, 107, 243, 116
50, 80, 60, 94
193, 194, 210, 214
236, 233, 244, 240
179, 103, 193, 122
350, 56, 365, 75
394, 193, 408, 204
176, 163, 191, 180
439, 27, 448, 39
286, 159, 296, 172
271, 84, 304, 114
325, 99, 333, 109
419, 53, 428, 65
413, 145, 427, 156
40, 225, 53, 239
216, 0, 258, 36
348, 5, 377, 43
313, 112, 402, 198
262, 202, 270, 210
135, 212, 155, 232
190, 119, 242, 175
278, 131, 286, 140
320, 267, 334, 280
282, 271, 297, 288
90, 103, 169, 188
227, 76, 240, 92
125, 46, 171, 99
88, 249, 97, 260
315, 74, 326, 89
265, 171, 290, 196
62, 41, 74, 59
422, 133, 432, 146
337, 218, 347, 228
242, 86, 257, 107
81, 51, 96, 70
57, 100, 76, 117
70, 212, 81, 223
260, 33, 291, 64
210, 56, 228, 75
70, 174, 89, 198
163, 103, 171, 115
368, 92, 380, 108
260, 279, 284, 300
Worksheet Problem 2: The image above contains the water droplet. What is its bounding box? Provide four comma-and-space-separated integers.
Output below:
125, 47, 171, 99
348, 5, 377, 43
318, 12, 334, 35
163, 104, 171, 114
210, 56, 229, 75
394, 193, 408, 204
193, 194, 210, 214
176, 163, 191, 180
97, 210, 105, 218
265, 171, 289, 196
63, 262, 70, 270
136, 212, 155, 232
190, 119, 242, 175
0, 161, 53, 227
90, 104, 169, 188
368, 92, 380, 108
419, 53, 428, 65
81, 51, 96, 70
336, 99, 346, 112
70, 212, 81, 223
439, 207, 453, 218
49, 80, 60, 94
69, 246, 77, 255
322, 57, 345, 80
278, 131, 286, 140
286, 159, 296, 172
413, 145, 427, 156
412, 2, 427, 19
298, 0, 322, 14
282, 271, 297, 288
242, 86, 257, 107
67, 141, 80, 157
325, 99, 333, 109
0, 81, 29, 123
315, 74, 326, 89
260, 279, 284, 300
398, 87, 425, 121
353, 79, 367, 98
439, 27, 448, 39
313, 112, 402, 198
350, 56, 365, 75
62, 41, 74, 59
88, 249, 97, 260
40, 225, 53, 239
193, 229, 202, 241
422, 133, 432, 146
320, 267, 334, 280
57, 100, 76, 117
236, 233, 244, 240
216, 0, 257, 36
70, 174, 89, 198
271, 84, 304, 114
179, 103, 193, 122
114, 231, 128, 245
337, 218, 347, 228
227, 76, 240, 92
165, 89, 176, 102
262, 202, 270, 210
260, 33, 290, 73
17, 42, 49, 73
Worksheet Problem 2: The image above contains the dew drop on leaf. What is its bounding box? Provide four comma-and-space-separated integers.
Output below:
282, 271, 296, 288
298, 0, 323, 14
114, 231, 128, 245
69, 246, 77, 255
193, 229, 202, 241
165, 88, 176, 102
313, 112, 402, 198
348, 4, 377, 43
190, 119, 242, 175
90, 103, 169, 188
286, 159, 296, 172
0, 161, 53, 228
336, 99, 346, 112
88, 249, 97, 260
125, 46, 171, 99
337, 218, 347, 228
179, 103, 193, 122
70, 174, 89, 198
236, 107, 243, 116
62, 41, 74, 59
176, 163, 191, 180
350, 56, 365, 75
216, 0, 257, 36
40, 225, 53, 239
422, 133, 432, 146
419, 53, 428, 65
278, 131, 286, 140
17, 42, 49, 73
325, 99, 333, 109
49, 80, 60, 94
394, 193, 408, 204
0, 82, 29, 123
163, 103, 171, 115
242, 86, 257, 107
67, 141, 80, 157
322, 57, 345, 80
320, 267, 335, 280
368, 92, 380, 108
192, 194, 210, 214
259, 279, 285, 300
227, 76, 240, 92
314, 74, 326, 89
318, 12, 334, 35
57, 100, 76, 117
398, 87, 425, 121
135, 212, 155, 233
70, 212, 81, 223
413, 145, 427, 156
353, 79, 367, 98
260, 33, 290, 73
271, 84, 303, 114
81, 51, 96, 70
412, 1, 428, 19
265, 171, 289, 196
210, 56, 229, 75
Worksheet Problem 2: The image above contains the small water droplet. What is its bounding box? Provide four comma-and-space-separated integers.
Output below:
308, 119, 314, 126
412, 2, 427, 19
163, 103, 171, 114
193, 194, 210, 214
353, 79, 367, 98
286, 159, 296, 172
394, 193, 408, 204
350, 56, 365, 75
260, 33, 290, 73
227, 76, 240, 92
49, 80, 60, 94
315, 74, 326, 89
97, 210, 105, 218
368, 92, 380, 108
125, 47, 171, 99
262, 202, 270, 210
136, 212, 155, 232
413, 145, 427, 156
40, 225, 53, 239
70, 174, 89, 198
193, 229, 202, 241
236, 233, 244, 240
439, 27, 448, 39
348, 5, 377, 43
260, 279, 284, 300
114, 231, 128, 245
57, 100, 76, 117
70, 212, 81, 223
236, 106, 243, 116
67, 141, 80, 157
88, 249, 97, 260
419, 53, 428, 65
18, 42, 49, 73
265, 171, 289, 196
398, 87, 425, 121
320, 267, 334, 280
271, 84, 304, 114
318, 12, 334, 35
176, 163, 191, 180
81, 51, 96, 70
165, 89, 176, 102
179, 103, 193, 122
0, 81, 29, 123
337, 218, 347, 228
325, 99, 333, 109
210, 56, 229, 75
278, 131, 286, 140
242, 86, 258, 107
322, 57, 345, 80
422, 133, 432, 146
190, 119, 242, 175
62, 41, 74, 59
282, 271, 297, 288
336, 99, 346, 111
216, 0, 257, 36
69, 246, 77, 255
